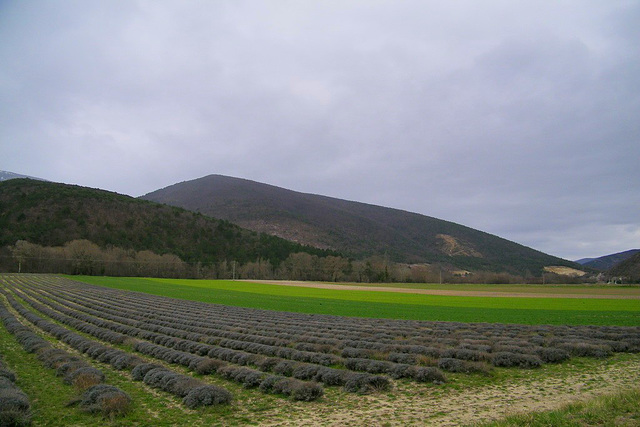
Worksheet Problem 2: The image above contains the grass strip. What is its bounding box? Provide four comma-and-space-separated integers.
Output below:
269, 281, 640, 296
483, 387, 640, 426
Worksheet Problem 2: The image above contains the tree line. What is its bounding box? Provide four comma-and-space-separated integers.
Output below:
0, 239, 592, 284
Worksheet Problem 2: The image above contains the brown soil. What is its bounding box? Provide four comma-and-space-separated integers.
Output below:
544, 266, 587, 277
436, 234, 483, 258
244, 280, 640, 300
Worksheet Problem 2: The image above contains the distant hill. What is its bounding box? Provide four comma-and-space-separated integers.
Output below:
608, 252, 640, 282
576, 249, 640, 270
142, 174, 580, 275
0, 170, 46, 182
0, 179, 334, 266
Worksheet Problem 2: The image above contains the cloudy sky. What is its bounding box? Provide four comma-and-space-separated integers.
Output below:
1, 1, 638, 261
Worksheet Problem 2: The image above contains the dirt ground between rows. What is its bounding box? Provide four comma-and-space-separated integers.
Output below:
260, 356, 640, 426
245, 280, 640, 299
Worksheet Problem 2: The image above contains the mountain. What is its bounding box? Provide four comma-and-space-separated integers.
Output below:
142, 174, 579, 275
576, 249, 640, 270
0, 170, 46, 182
0, 178, 334, 266
608, 252, 640, 282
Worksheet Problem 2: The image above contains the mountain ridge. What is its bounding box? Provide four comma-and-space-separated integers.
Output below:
0, 170, 47, 182
575, 249, 640, 270
142, 174, 580, 275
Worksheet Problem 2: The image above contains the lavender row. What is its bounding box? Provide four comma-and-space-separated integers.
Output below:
7, 275, 640, 378
41, 276, 640, 361
0, 293, 131, 419
0, 352, 31, 426
3, 280, 329, 400
11, 279, 393, 393
16, 278, 447, 385
0, 286, 233, 409
35, 277, 640, 365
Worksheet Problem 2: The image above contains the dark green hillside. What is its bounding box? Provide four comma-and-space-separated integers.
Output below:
608, 252, 640, 283
580, 249, 640, 270
0, 179, 334, 266
142, 174, 580, 275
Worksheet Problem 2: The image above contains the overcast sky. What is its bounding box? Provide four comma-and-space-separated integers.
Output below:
1, 1, 638, 261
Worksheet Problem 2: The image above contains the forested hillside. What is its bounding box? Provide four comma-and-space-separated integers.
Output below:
143, 174, 580, 276
0, 179, 337, 276
608, 252, 640, 283
578, 249, 640, 270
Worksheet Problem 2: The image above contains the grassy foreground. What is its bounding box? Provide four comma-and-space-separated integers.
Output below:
69, 276, 640, 326
485, 387, 640, 426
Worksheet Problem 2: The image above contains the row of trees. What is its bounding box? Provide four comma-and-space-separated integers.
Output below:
1, 240, 399, 281
7, 240, 187, 277
1, 240, 591, 284
207, 253, 588, 284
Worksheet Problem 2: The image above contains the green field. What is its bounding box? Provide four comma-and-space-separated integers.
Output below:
309, 281, 640, 296
69, 276, 640, 326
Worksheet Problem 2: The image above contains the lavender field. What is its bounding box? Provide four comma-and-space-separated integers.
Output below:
1, 274, 639, 425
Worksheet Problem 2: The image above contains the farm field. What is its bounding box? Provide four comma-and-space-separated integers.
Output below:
0, 274, 638, 426
71, 276, 640, 326
248, 279, 640, 296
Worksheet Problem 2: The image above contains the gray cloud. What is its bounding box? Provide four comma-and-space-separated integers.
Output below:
1, 0, 638, 260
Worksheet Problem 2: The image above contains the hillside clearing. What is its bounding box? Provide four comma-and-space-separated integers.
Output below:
543, 266, 588, 277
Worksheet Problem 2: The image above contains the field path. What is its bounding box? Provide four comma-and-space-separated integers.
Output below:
244, 280, 640, 299
262, 356, 640, 426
